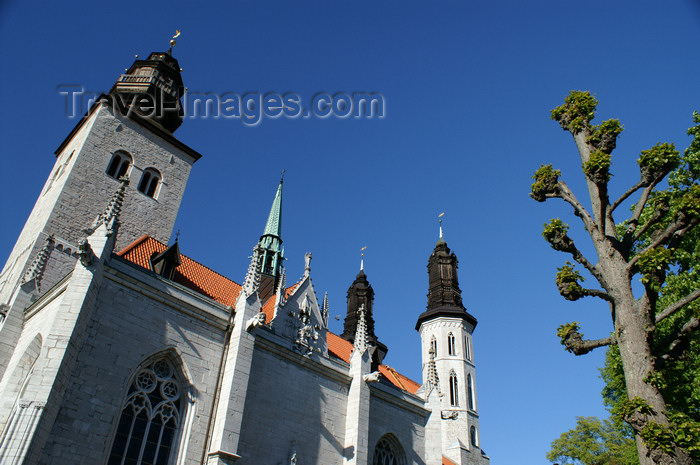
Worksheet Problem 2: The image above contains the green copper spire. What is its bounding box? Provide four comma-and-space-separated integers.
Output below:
263, 175, 283, 238
257, 174, 286, 301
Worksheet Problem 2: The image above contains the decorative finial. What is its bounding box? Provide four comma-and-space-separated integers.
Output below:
304, 252, 312, 277
175, 229, 181, 243
426, 345, 440, 392
243, 245, 263, 297
438, 212, 445, 239
89, 176, 129, 236
322, 292, 329, 327
275, 268, 287, 307
280, 169, 286, 183
169, 30, 181, 53
353, 304, 368, 355
360, 246, 367, 271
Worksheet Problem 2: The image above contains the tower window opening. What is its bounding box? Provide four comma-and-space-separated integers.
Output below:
467, 373, 474, 410
447, 332, 456, 356
429, 335, 437, 357
107, 151, 132, 179
449, 370, 458, 407
470, 426, 478, 447
138, 168, 161, 199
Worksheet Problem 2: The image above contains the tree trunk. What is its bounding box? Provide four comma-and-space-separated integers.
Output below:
610, 270, 691, 465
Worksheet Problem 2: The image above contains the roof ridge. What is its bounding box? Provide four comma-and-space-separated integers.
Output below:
116, 234, 150, 256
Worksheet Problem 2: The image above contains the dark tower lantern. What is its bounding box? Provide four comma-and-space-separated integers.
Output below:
109, 52, 185, 133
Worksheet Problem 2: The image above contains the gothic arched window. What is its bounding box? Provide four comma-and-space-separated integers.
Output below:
108, 355, 184, 465
373, 434, 406, 465
429, 335, 437, 357
138, 168, 161, 199
449, 370, 458, 407
467, 373, 474, 410
447, 332, 456, 356
107, 151, 132, 179
470, 426, 478, 447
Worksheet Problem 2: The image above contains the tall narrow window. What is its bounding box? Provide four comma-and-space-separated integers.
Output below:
108, 356, 183, 465
467, 373, 474, 410
447, 332, 456, 356
429, 335, 437, 357
107, 151, 132, 179
138, 168, 161, 199
373, 434, 406, 465
464, 336, 470, 360
470, 426, 478, 447
449, 370, 458, 407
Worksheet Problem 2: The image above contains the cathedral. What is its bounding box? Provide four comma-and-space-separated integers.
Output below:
0, 48, 489, 465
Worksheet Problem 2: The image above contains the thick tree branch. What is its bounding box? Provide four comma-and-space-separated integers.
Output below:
655, 288, 700, 324
581, 288, 615, 302
563, 329, 614, 355
629, 219, 696, 269
611, 181, 645, 214
654, 317, 700, 369
557, 181, 597, 234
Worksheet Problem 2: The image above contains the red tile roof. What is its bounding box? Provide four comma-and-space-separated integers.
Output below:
118, 235, 242, 306
118, 236, 421, 395
442, 457, 457, 465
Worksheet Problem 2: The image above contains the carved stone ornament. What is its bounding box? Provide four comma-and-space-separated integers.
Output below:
441, 410, 458, 420
363, 371, 381, 383
246, 311, 267, 331
78, 238, 93, 266
291, 298, 320, 356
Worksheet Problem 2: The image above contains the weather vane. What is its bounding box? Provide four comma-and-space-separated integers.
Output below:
438, 212, 445, 239
360, 246, 367, 271
175, 229, 181, 242
169, 30, 181, 53
281, 168, 286, 182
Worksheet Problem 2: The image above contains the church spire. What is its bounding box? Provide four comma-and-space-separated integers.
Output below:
257, 175, 285, 302
416, 233, 477, 330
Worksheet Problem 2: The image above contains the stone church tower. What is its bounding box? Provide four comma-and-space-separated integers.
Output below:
0, 50, 201, 380
416, 229, 489, 465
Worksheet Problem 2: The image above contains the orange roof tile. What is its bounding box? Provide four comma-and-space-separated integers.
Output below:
260, 283, 299, 323
118, 236, 421, 395
117, 235, 242, 307
442, 457, 457, 465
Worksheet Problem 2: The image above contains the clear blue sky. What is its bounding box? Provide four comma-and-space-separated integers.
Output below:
1, 1, 699, 463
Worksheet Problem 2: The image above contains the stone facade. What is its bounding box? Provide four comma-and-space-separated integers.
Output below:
0, 50, 489, 465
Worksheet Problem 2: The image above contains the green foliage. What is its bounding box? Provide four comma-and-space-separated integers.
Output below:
637, 247, 673, 292
556, 261, 585, 300
547, 416, 638, 465
543, 218, 569, 240
643, 370, 667, 390
583, 150, 613, 184
619, 397, 656, 418
588, 119, 624, 153
638, 142, 681, 185
531, 164, 561, 202
557, 321, 580, 351
640, 422, 675, 454
551, 90, 599, 134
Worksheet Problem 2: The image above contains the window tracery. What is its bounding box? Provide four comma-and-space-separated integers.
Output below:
108, 356, 183, 465
373, 435, 406, 465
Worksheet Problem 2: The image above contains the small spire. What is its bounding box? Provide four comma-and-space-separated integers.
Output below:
438, 212, 445, 241
263, 176, 284, 239
360, 246, 367, 271
322, 292, 329, 327
243, 245, 263, 297
275, 268, 287, 307
353, 304, 368, 355
426, 346, 441, 392
91, 176, 129, 235
22, 234, 55, 290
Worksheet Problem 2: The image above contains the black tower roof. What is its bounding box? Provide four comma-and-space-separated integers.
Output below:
416, 237, 477, 330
